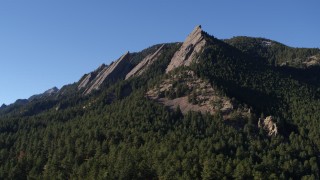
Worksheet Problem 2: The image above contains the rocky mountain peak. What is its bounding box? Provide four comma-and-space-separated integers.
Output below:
79, 51, 133, 95
166, 25, 206, 72
190, 25, 202, 36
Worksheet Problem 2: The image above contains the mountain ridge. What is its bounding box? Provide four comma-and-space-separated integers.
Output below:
2, 25, 319, 113
1, 25, 320, 179
5, 26, 319, 104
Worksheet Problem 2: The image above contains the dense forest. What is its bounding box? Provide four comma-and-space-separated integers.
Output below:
0, 28, 319, 179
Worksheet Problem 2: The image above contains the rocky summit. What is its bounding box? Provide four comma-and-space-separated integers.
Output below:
1, 25, 320, 179
166, 25, 206, 72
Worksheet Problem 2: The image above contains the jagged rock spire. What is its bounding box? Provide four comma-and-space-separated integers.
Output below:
78, 51, 132, 95
166, 25, 206, 72
125, 44, 165, 79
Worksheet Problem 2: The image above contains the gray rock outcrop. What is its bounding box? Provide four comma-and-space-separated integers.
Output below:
258, 116, 278, 136
125, 44, 165, 79
79, 52, 132, 95
78, 64, 106, 90
302, 55, 320, 67
166, 25, 206, 72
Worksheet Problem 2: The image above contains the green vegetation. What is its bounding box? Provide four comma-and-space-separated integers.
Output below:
0, 34, 319, 179
225, 36, 320, 67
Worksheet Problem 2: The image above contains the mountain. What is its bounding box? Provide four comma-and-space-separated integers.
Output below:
28, 87, 59, 101
0, 26, 319, 179
225, 36, 320, 67
126, 44, 165, 79
78, 52, 132, 95
0, 103, 6, 109
166, 25, 206, 72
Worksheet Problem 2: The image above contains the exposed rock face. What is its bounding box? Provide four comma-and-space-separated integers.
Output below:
147, 70, 249, 119
125, 44, 165, 79
79, 52, 132, 95
258, 116, 278, 136
261, 40, 272, 47
78, 73, 94, 90
302, 55, 320, 67
166, 25, 206, 72
78, 64, 106, 90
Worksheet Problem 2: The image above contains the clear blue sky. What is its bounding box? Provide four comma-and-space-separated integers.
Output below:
0, 0, 319, 105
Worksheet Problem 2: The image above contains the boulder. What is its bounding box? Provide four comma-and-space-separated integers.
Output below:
258, 116, 278, 136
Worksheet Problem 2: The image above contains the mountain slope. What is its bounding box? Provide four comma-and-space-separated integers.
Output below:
0, 26, 319, 179
194, 30, 320, 143
225, 36, 320, 67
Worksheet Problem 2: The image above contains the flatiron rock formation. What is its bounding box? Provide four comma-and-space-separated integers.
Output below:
125, 44, 165, 79
166, 25, 206, 72
79, 52, 132, 95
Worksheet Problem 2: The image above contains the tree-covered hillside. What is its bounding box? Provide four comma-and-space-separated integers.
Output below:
0, 28, 319, 179
225, 36, 320, 67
